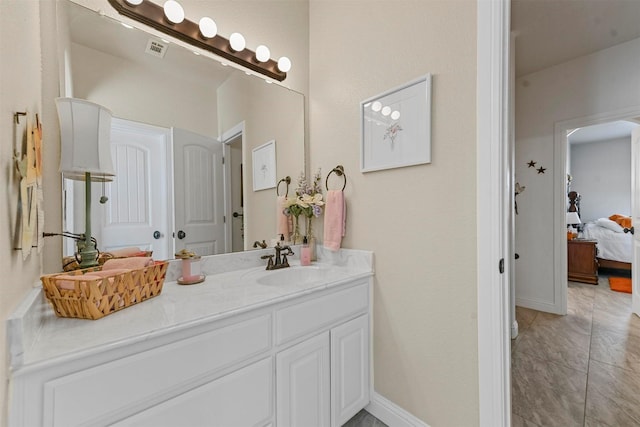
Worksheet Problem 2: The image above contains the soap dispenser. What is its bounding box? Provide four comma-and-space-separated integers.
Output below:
300, 236, 311, 266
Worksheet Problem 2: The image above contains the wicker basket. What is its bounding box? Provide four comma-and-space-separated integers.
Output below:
41, 261, 168, 320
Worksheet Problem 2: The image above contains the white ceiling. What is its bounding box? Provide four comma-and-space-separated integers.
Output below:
511, 0, 640, 77
65, 1, 233, 89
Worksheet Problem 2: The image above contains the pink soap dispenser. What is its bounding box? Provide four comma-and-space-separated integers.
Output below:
300, 236, 311, 266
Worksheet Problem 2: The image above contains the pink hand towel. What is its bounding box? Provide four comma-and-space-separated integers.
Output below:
102, 257, 153, 271
323, 190, 346, 251
277, 196, 292, 238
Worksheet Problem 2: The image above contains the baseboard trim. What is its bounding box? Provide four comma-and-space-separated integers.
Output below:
515, 297, 561, 315
366, 392, 430, 427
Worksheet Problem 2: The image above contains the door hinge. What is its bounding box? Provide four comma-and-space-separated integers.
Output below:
222, 156, 225, 164
223, 215, 226, 223
499, 258, 505, 274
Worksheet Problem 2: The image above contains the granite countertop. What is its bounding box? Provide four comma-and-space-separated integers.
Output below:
8, 247, 373, 372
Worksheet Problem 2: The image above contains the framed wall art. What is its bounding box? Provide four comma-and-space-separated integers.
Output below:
252, 140, 277, 191
360, 74, 432, 172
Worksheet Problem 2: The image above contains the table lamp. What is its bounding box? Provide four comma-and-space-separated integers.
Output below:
566, 211, 581, 240
55, 98, 114, 268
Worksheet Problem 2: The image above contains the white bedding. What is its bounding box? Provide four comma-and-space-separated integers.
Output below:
582, 222, 633, 263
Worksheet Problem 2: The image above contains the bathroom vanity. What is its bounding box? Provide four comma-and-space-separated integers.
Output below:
7, 248, 373, 427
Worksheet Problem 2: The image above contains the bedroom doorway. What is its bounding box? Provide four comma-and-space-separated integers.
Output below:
557, 114, 640, 315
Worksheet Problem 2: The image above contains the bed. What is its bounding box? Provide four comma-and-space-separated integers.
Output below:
582, 220, 633, 271
568, 191, 633, 271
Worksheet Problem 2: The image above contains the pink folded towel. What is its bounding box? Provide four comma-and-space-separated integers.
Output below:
55, 274, 102, 290
323, 190, 346, 251
277, 196, 292, 238
102, 257, 153, 271
107, 247, 147, 258
89, 268, 130, 278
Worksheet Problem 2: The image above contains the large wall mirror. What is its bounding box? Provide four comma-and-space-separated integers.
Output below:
59, 0, 305, 260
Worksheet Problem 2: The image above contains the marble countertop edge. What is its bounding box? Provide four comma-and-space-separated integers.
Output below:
9, 250, 373, 374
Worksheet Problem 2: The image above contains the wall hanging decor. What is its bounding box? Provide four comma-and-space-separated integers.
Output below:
360, 74, 432, 172
13, 111, 43, 259
252, 140, 277, 191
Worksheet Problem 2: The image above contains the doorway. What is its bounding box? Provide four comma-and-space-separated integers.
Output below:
221, 121, 246, 253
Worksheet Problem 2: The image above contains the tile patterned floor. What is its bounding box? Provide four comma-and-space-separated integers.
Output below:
512, 275, 640, 426
342, 409, 388, 427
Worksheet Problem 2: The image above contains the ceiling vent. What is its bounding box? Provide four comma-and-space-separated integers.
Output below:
145, 39, 168, 58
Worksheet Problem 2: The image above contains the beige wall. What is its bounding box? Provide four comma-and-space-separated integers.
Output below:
71, 42, 218, 137
309, 1, 479, 425
1, 0, 61, 424
218, 73, 305, 247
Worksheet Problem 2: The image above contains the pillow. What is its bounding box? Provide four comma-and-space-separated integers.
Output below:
595, 217, 625, 233
609, 214, 632, 229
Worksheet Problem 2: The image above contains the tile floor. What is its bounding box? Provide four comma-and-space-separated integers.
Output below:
512, 275, 640, 426
342, 409, 388, 427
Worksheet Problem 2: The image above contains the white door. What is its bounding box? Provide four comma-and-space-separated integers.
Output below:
632, 127, 640, 316
276, 332, 330, 427
93, 119, 171, 260
330, 315, 369, 427
173, 128, 226, 256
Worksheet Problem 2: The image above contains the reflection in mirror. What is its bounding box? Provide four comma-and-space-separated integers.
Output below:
59, 0, 305, 260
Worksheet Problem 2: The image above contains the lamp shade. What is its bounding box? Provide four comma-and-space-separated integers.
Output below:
56, 98, 115, 182
566, 211, 581, 225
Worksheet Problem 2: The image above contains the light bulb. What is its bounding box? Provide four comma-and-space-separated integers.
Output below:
229, 33, 246, 52
381, 106, 391, 116
163, 0, 184, 24
199, 17, 217, 39
124, 0, 143, 5
277, 56, 292, 73
371, 101, 382, 112
256, 45, 270, 62
391, 111, 401, 120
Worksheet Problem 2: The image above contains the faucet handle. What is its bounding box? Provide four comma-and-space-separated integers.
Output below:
260, 254, 274, 270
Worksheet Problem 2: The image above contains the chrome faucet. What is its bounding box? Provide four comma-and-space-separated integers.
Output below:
260, 243, 294, 270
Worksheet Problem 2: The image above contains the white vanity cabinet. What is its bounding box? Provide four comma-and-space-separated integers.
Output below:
276, 314, 370, 427
9, 278, 371, 427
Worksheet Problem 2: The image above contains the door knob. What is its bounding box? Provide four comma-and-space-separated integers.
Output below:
233, 212, 244, 218
177, 230, 186, 239
153, 230, 161, 240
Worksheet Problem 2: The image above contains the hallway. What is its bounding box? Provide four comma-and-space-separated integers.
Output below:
511, 277, 640, 426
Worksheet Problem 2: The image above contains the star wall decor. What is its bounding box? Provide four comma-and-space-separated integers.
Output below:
537, 166, 546, 174
527, 160, 536, 168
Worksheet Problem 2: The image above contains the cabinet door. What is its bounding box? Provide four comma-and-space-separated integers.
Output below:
112, 357, 273, 427
331, 314, 370, 427
276, 332, 330, 427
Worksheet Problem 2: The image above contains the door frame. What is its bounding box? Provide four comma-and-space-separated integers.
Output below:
477, 0, 511, 426
553, 106, 640, 316
221, 121, 246, 253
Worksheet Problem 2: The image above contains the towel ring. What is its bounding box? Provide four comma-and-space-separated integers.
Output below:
276, 176, 291, 197
325, 165, 346, 191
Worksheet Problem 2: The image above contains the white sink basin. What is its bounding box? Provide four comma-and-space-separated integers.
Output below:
253, 265, 341, 287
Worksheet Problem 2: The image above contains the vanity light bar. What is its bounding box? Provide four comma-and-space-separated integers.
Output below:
107, 0, 288, 81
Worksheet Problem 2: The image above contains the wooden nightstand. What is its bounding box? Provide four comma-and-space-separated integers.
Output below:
567, 239, 598, 284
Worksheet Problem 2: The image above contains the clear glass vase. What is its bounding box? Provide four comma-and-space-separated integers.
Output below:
292, 215, 302, 245
306, 216, 317, 261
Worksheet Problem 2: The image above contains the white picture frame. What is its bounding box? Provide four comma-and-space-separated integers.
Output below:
252, 140, 277, 191
360, 74, 432, 172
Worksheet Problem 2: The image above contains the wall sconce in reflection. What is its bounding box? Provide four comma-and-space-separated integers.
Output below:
108, 0, 290, 81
